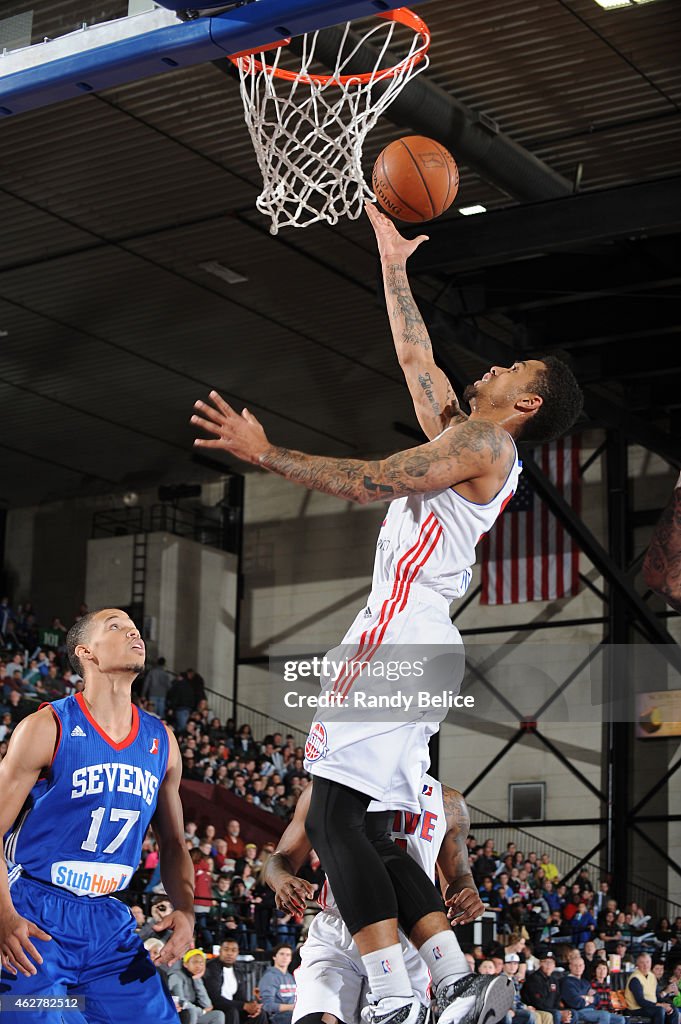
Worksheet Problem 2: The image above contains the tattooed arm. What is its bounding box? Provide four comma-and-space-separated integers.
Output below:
366, 203, 465, 440
192, 392, 513, 506
642, 473, 681, 612
436, 786, 484, 926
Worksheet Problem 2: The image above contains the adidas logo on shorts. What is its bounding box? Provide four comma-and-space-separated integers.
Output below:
71, 725, 86, 737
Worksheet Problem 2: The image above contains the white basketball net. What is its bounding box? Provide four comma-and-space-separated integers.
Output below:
232, 12, 430, 234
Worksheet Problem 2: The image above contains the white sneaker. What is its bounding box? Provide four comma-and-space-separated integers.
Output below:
436, 974, 514, 1024
361, 995, 430, 1024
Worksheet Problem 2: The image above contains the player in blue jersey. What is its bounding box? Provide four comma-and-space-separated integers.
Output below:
0, 608, 195, 1023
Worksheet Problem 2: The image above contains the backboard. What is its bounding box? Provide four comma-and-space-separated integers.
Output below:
0, 0, 428, 118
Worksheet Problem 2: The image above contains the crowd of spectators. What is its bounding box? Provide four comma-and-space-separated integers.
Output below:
467, 837, 681, 959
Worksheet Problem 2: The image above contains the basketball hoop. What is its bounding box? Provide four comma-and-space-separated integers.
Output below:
229, 8, 430, 234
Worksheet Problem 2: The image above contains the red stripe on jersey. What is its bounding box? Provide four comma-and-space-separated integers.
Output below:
331, 514, 437, 696
76, 692, 140, 751
336, 518, 443, 699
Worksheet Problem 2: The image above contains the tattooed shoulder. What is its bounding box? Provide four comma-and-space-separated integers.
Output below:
442, 786, 470, 838
443, 419, 513, 465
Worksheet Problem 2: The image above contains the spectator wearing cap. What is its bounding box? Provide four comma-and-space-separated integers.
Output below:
626, 953, 680, 1024
504, 953, 535, 1024
167, 949, 225, 1024
561, 954, 625, 1024
522, 951, 573, 1024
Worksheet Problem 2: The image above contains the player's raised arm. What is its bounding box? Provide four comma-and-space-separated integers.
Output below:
264, 785, 316, 915
192, 395, 514, 506
149, 725, 196, 966
365, 202, 465, 440
0, 708, 56, 976
436, 786, 484, 926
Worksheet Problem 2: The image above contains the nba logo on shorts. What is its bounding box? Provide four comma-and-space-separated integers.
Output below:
433, 946, 442, 960
381, 959, 392, 974
304, 722, 329, 763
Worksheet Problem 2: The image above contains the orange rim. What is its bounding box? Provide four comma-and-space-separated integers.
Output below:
228, 7, 430, 87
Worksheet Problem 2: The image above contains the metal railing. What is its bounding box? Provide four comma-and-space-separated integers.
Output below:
204, 687, 309, 748
92, 504, 224, 549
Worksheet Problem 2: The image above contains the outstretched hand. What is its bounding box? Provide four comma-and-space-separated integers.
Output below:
365, 201, 429, 263
191, 391, 270, 465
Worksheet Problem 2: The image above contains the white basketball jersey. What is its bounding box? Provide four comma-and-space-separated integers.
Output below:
318, 775, 447, 912
372, 432, 521, 604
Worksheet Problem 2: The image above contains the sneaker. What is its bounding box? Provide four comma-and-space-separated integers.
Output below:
361, 995, 430, 1024
436, 973, 514, 1024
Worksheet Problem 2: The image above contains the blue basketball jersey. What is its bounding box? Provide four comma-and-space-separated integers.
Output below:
4, 693, 169, 897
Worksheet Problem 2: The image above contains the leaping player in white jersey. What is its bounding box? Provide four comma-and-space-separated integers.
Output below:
191, 203, 583, 1024
264, 776, 491, 1024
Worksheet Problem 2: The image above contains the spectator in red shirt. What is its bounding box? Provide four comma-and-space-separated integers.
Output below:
225, 819, 246, 861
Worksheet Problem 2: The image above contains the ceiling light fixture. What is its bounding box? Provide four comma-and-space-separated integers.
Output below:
593, 0, 658, 8
199, 260, 248, 284
459, 204, 487, 216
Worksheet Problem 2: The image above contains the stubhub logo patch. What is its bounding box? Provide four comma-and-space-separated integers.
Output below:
51, 860, 132, 896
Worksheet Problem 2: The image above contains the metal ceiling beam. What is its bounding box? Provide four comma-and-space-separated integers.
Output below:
409, 176, 681, 275
582, 391, 680, 469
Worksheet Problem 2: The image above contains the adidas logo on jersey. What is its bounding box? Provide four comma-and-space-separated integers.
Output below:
71, 725, 86, 737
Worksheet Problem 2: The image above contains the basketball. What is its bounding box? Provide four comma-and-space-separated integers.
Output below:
372, 135, 459, 223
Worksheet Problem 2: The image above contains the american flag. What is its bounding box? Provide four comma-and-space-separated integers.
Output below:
480, 436, 581, 605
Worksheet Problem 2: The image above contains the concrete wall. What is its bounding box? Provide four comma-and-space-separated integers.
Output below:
85, 531, 237, 691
